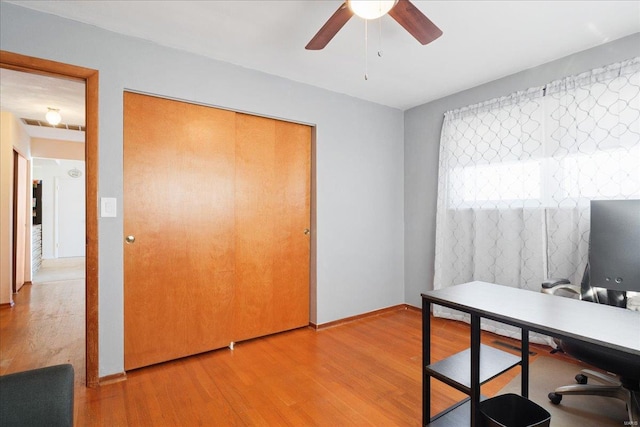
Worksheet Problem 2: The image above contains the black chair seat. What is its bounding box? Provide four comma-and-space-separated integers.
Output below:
558, 338, 640, 387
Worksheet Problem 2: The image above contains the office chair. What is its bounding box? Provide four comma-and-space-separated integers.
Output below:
542, 264, 640, 423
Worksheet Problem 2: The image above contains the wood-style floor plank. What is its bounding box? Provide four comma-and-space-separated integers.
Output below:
2, 278, 573, 426
0, 281, 85, 380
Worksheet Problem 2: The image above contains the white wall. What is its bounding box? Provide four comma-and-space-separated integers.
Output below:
31, 138, 84, 161
0, 3, 405, 377
403, 33, 640, 308
32, 160, 86, 259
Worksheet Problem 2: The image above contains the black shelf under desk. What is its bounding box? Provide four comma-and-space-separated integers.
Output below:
425, 344, 521, 395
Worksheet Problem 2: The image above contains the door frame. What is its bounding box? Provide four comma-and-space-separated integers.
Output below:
0, 50, 100, 388
12, 150, 28, 293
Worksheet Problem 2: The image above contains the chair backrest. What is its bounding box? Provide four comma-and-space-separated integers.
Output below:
580, 263, 627, 308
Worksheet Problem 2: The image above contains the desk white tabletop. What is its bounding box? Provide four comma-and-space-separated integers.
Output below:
422, 281, 640, 357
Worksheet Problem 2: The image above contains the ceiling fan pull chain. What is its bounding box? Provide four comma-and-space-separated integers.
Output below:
378, 18, 383, 57
364, 19, 369, 80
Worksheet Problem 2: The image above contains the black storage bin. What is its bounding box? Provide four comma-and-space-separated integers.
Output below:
480, 393, 551, 427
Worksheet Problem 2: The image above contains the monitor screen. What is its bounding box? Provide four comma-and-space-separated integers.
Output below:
589, 199, 640, 292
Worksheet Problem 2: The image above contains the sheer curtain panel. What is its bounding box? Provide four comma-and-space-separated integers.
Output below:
433, 58, 640, 343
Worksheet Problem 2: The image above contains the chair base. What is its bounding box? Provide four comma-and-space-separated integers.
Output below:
548, 369, 640, 424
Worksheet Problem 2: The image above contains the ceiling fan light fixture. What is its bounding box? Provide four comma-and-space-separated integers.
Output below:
45, 108, 62, 126
348, 0, 398, 20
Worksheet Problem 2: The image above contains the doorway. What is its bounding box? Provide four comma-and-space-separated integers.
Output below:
32, 158, 86, 281
0, 50, 99, 387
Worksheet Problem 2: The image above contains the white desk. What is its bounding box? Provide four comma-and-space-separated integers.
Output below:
421, 281, 640, 426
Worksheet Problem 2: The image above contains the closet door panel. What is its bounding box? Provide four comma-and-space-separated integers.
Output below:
235, 115, 277, 339
272, 120, 311, 329
124, 92, 236, 370
234, 114, 310, 341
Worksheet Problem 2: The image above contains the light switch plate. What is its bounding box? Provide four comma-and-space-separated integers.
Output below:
101, 197, 117, 218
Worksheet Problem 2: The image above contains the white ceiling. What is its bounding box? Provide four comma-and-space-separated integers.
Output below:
0, 68, 86, 141
5, 1, 640, 110
0, 68, 85, 125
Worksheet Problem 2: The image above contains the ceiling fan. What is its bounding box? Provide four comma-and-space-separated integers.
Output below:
306, 0, 442, 50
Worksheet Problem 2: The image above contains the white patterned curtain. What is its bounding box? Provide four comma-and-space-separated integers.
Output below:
433, 57, 640, 343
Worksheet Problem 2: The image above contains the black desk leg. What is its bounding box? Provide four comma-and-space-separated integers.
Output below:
521, 328, 529, 398
470, 314, 481, 427
422, 300, 431, 427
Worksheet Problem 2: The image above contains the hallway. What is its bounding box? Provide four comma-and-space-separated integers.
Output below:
33, 256, 85, 283
0, 257, 85, 385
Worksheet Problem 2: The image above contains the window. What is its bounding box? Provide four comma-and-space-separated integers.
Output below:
434, 58, 640, 344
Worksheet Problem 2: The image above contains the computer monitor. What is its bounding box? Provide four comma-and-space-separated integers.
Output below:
589, 199, 640, 292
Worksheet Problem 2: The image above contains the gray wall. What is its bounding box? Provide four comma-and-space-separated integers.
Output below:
0, 3, 405, 377
404, 33, 640, 308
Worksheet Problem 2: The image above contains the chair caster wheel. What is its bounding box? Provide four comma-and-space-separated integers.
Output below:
548, 392, 562, 405
575, 374, 588, 384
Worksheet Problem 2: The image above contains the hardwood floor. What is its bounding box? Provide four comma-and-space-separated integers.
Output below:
1, 278, 566, 426
0, 280, 85, 382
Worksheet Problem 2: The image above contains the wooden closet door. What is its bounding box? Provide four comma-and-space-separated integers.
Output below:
234, 114, 311, 341
124, 92, 236, 370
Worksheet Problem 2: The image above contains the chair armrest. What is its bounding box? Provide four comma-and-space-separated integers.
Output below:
541, 278, 581, 297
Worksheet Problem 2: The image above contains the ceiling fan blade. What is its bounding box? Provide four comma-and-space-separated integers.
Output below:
388, 0, 442, 45
305, 2, 353, 50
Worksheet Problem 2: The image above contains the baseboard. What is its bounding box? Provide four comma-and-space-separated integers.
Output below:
310, 304, 417, 330
99, 372, 127, 385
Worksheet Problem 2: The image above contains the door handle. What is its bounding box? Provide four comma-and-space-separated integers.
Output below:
304, 228, 310, 235
125, 235, 136, 244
